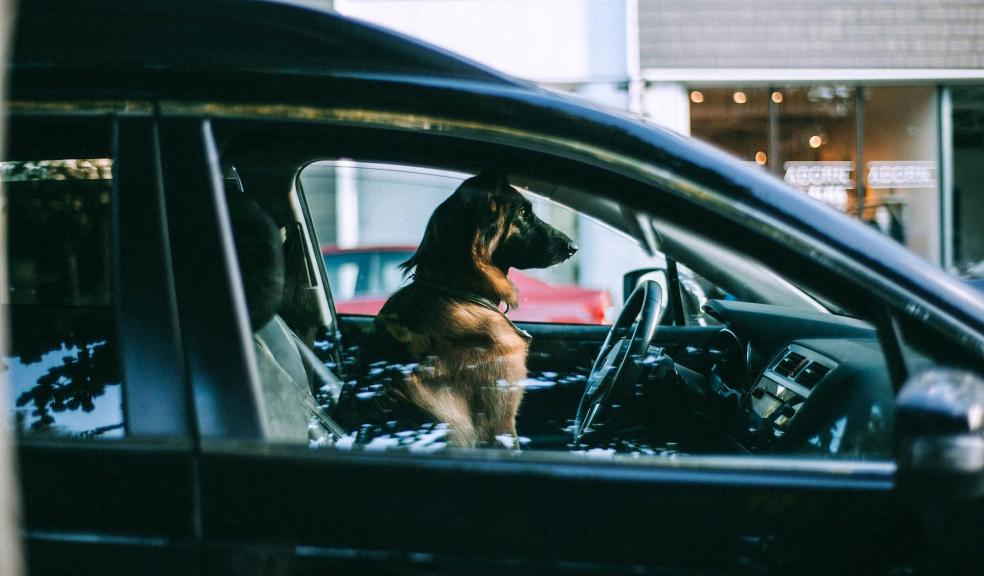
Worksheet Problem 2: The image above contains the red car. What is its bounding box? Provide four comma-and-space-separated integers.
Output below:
323, 246, 611, 324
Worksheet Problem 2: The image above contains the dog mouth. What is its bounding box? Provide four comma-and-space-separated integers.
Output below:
524, 235, 577, 269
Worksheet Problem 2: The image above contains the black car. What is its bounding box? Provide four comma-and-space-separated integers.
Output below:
4, 1, 983, 574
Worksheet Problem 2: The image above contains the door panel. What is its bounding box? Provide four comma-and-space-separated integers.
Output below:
18, 442, 197, 575
26, 539, 196, 576
199, 444, 910, 575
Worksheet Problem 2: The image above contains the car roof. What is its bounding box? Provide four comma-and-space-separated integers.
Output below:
11, 0, 524, 88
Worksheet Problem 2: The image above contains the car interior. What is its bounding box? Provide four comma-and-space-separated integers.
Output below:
9, 111, 961, 461
212, 118, 907, 459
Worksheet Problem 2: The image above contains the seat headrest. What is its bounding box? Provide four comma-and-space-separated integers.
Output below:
228, 194, 285, 331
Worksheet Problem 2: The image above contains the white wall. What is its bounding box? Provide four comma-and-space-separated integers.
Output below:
642, 82, 690, 134
335, 0, 628, 84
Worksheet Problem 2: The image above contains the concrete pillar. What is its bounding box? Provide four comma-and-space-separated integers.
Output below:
642, 81, 691, 135
334, 160, 359, 249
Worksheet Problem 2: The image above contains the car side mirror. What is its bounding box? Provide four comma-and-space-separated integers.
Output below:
896, 368, 984, 501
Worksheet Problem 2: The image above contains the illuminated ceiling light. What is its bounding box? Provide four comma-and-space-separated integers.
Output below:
809, 135, 823, 149
690, 90, 704, 104
771, 91, 783, 103
754, 151, 767, 165
733, 91, 747, 104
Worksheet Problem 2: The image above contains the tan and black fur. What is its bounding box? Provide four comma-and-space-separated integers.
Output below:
371, 170, 577, 447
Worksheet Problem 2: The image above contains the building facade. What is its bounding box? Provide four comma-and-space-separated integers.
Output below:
637, 0, 984, 271
334, 0, 984, 276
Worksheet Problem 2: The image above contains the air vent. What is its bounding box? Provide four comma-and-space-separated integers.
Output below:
796, 362, 831, 389
774, 351, 807, 378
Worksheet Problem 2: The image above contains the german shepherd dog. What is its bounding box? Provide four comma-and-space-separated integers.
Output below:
371, 170, 577, 447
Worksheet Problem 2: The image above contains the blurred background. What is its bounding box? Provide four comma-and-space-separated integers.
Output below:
311, 0, 983, 284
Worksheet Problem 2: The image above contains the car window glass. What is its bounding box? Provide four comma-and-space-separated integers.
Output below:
4, 158, 124, 439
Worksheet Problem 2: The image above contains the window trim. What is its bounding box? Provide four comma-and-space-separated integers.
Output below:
114, 116, 192, 437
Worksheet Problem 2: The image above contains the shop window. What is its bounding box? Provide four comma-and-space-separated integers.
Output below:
863, 87, 940, 265
690, 88, 770, 166
950, 86, 984, 275
777, 85, 857, 214
4, 158, 124, 438
689, 84, 946, 266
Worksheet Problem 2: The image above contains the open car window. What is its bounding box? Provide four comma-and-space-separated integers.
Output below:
299, 160, 680, 325
215, 127, 898, 461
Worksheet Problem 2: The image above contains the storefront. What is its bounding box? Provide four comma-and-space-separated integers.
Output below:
636, 1, 984, 274
686, 84, 944, 266
951, 85, 984, 275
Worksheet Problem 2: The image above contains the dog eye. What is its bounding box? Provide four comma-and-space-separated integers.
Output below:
520, 207, 531, 220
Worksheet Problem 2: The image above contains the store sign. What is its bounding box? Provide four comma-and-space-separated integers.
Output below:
783, 161, 854, 211
867, 161, 937, 189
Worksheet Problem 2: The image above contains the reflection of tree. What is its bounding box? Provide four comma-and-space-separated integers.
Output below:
1, 158, 113, 182
4, 158, 120, 434
15, 339, 120, 432
9, 309, 121, 433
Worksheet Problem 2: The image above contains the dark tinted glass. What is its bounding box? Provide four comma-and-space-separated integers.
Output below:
4, 158, 124, 438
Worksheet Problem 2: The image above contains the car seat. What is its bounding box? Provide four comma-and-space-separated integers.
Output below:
228, 194, 345, 444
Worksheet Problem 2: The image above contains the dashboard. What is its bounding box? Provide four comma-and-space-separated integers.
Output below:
702, 300, 896, 458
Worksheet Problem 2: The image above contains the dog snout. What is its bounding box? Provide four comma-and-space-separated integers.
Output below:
564, 240, 578, 258
549, 233, 577, 263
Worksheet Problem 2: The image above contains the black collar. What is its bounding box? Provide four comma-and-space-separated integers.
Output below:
413, 279, 533, 343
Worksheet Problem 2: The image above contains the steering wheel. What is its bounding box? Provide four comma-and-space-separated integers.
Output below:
573, 280, 666, 442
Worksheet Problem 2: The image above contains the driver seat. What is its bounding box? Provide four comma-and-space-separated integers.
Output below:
228, 194, 345, 444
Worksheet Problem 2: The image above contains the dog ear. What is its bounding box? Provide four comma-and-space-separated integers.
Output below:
456, 168, 511, 213
401, 183, 484, 278
461, 170, 509, 261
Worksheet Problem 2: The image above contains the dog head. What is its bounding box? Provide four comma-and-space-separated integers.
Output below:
402, 169, 577, 306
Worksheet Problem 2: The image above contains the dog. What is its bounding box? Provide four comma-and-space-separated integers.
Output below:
370, 169, 577, 447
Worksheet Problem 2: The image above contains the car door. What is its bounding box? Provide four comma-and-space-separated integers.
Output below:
7, 109, 197, 574
153, 112, 968, 576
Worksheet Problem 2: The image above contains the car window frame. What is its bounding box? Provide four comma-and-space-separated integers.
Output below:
148, 101, 941, 575
203, 106, 918, 461
6, 103, 192, 442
